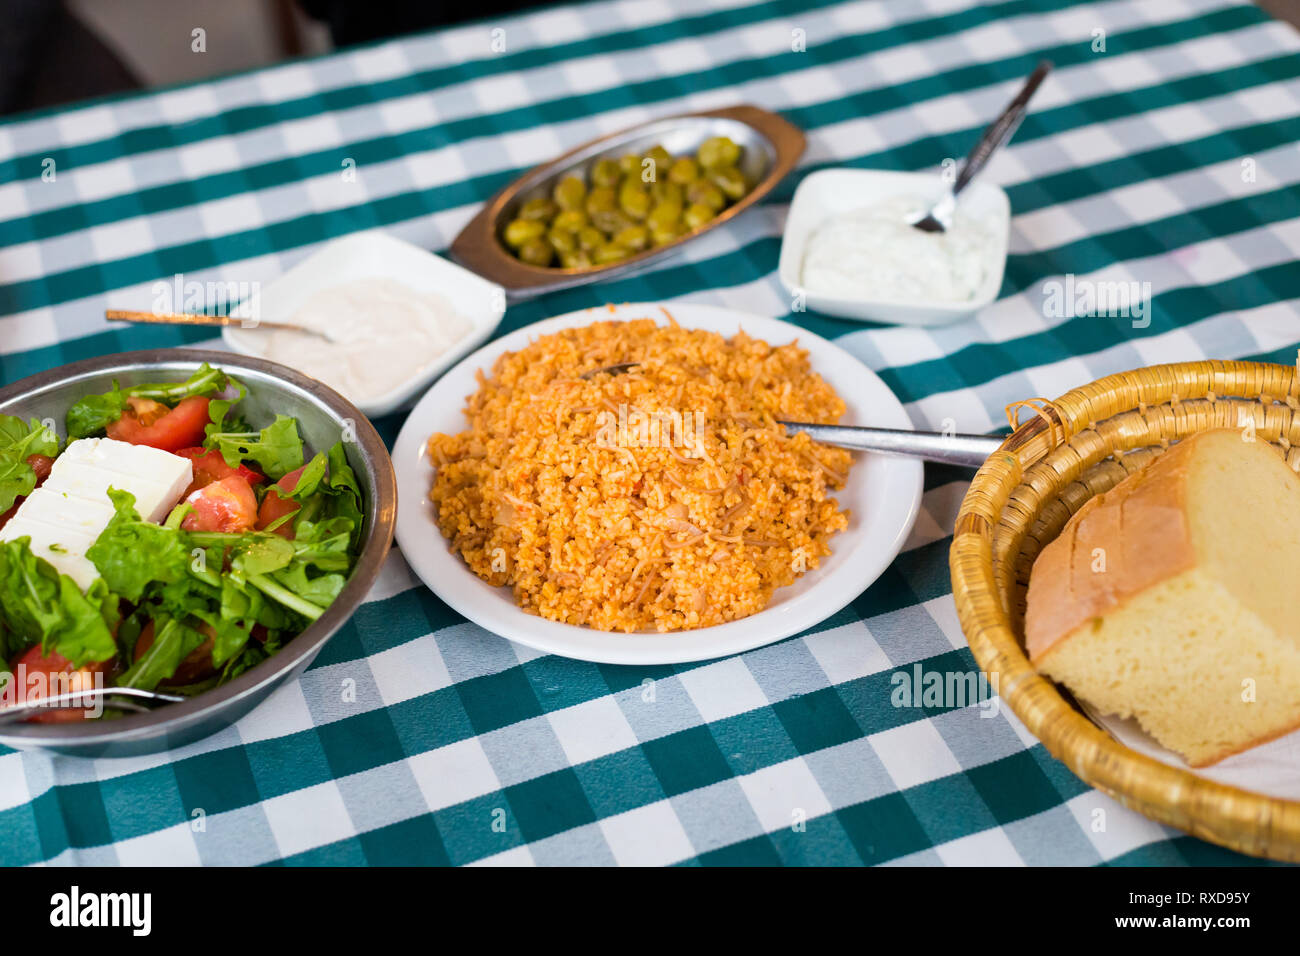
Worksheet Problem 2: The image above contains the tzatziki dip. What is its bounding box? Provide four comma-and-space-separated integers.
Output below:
253, 278, 473, 405
800, 195, 1000, 304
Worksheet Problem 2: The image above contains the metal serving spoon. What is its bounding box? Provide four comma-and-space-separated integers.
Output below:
580, 362, 1002, 467
106, 309, 340, 342
0, 687, 187, 726
909, 60, 1053, 234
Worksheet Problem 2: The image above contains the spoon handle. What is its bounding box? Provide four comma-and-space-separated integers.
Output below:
780, 422, 1003, 469
106, 310, 308, 335
953, 60, 1053, 198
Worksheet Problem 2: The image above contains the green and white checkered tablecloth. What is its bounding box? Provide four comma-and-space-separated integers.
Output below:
1, 0, 1298, 866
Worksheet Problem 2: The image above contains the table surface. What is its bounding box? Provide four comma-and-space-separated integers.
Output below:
1, 0, 1298, 866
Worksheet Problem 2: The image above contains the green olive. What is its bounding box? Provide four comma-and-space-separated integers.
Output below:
593, 243, 630, 265
683, 202, 716, 230
612, 225, 650, 252
708, 165, 747, 201
548, 227, 577, 255
642, 146, 673, 182
697, 136, 741, 169
591, 207, 632, 235
650, 179, 683, 205
577, 226, 605, 251
591, 158, 622, 188
519, 197, 558, 221
561, 249, 593, 269
552, 209, 587, 233
584, 185, 616, 217
618, 153, 640, 176
618, 178, 650, 220
646, 199, 683, 234
686, 179, 725, 212
518, 237, 554, 267
504, 218, 546, 248
552, 175, 587, 211
651, 222, 684, 246
668, 157, 700, 185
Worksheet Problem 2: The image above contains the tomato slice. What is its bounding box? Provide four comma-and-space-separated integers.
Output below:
276, 464, 307, 494
133, 620, 217, 686
106, 395, 211, 452
256, 490, 300, 539
255, 464, 307, 539
8, 646, 114, 723
27, 454, 54, 483
181, 474, 259, 533
175, 447, 264, 498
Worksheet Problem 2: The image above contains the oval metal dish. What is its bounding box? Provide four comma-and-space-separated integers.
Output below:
450, 105, 806, 298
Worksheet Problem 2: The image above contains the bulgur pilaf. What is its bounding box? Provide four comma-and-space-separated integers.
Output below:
427, 316, 853, 632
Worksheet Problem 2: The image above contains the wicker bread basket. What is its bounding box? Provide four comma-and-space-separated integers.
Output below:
950, 359, 1300, 861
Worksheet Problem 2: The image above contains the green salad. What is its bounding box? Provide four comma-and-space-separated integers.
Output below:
0, 363, 364, 721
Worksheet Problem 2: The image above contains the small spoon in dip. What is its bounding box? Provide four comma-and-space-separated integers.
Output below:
910, 60, 1052, 234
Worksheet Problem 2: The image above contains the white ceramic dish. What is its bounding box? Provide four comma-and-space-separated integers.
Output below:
778, 168, 1010, 326
223, 231, 505, 417
391, 302, 924, 665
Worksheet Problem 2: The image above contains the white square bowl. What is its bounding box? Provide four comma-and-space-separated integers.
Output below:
778, 168, 1010, 326
223, 231, 505, 417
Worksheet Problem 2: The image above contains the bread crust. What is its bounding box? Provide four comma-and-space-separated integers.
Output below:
1188, 711, 1300, 767
1025, 435, 1205, 662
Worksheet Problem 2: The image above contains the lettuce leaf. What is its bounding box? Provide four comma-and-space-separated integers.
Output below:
116, 615, 207, 691
206, 415, 303, 480
0, 539, 117, 666
0, 415, 59, 513
86, 489, 193, 602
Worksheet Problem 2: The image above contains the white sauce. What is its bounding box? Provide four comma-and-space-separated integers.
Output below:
255, 278, 473, 403
801, 195, 999, 304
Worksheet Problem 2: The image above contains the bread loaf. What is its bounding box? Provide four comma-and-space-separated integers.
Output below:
1025, 428, 1300, 766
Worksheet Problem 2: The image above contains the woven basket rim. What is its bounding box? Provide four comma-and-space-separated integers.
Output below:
951, 358, 1300, 861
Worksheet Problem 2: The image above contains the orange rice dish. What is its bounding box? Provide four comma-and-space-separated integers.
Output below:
427, 316, 853, 632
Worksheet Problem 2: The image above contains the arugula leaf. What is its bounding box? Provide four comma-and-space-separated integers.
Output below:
116, 615, 207, 691
66, 364, 230, 439
324, 442, 364, 546
65, 386, 127, 440
85, 490, 193, 602
218, 575, 292, 631
230, 534, 295, 577
0, 415, 59, 512
0, 539, 117, 667
218, 643, 269, 683
203, 376, 249, 444
207, 415, 303, 480
326, 442, 362, 500
279, 451, 328, 501
188, 610, 252, 667
123, 363, 227, 404
272, 562, 347, 608
289, 516, 355, 572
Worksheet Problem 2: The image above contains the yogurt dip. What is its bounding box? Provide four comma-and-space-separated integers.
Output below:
800, 194, 1001, 304
252, 278, 473, 405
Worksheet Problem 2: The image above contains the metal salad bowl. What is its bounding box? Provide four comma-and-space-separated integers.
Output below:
450, 104, 806, 298
0, 349, 397, 757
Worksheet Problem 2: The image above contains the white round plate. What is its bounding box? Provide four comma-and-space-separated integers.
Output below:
392, 302, 923, 665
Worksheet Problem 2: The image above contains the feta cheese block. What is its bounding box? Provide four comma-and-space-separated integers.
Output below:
0, 437, 193, 590
0, 516, 102, 590
45, 438, 193, 522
